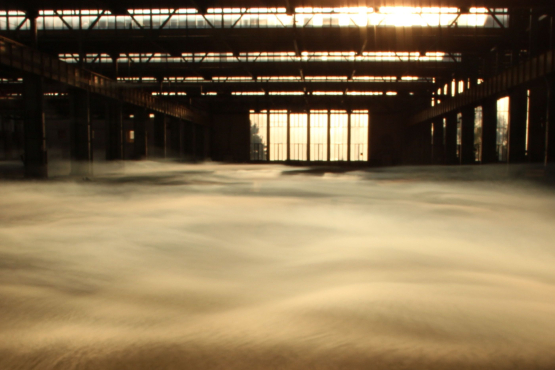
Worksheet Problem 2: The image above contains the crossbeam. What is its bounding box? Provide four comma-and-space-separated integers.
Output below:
0, 35, 205, 123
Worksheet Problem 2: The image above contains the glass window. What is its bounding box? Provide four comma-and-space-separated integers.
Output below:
330, 111, 348, 161
290, 113, 308, 161
474, 106, 483, 162
456, 112, 462, 159
269, 111, 287, 161
350, 112, 368, 161
250, 112, 268, 161
496, 97, 510, 162
310, 111, 328, 161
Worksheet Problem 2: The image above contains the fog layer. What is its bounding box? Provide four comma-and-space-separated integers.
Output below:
1, 162, 555, 370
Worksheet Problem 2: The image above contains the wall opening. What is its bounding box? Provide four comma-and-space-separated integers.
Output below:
496, 97, 510, 162
474, 106, 483, 162
250, 112, 268, 161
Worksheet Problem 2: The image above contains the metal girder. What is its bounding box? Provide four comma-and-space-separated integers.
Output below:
0, 35, 204, 123
410, 48, 555, 125
0, 0, 551, 11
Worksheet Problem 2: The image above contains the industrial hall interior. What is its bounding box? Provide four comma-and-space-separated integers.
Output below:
1, 1, 555, 370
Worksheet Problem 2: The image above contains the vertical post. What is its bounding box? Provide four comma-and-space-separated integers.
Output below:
481, 98, 498, 164
133, 108, 147, 160
106, 100, 123, 160
546, 77, 555, 165
432, 120, 443, 164
327, 110, 331, 162
286, 110, 290, 161
266, 111, 271, 161
23, 74, 47, 178
307, 111, 311, 162
509, 89, 528, 163
70, 88, 91, 176
169, 118, 182, 159
28, 10, 38, 48
347, 111, 351, 162
444, 113, 458, 164
153, 114, 167, 158
461, 106, 476, 164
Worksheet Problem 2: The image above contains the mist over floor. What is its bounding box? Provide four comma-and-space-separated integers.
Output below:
0, 162, 555, 370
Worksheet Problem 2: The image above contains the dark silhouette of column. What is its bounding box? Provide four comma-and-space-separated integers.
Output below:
461, 106, 476, 164
133, 109, 148, 159
509, 89, 528, 163
481, 99, 498, 164
23, 74, 47, 178
153, 114, 167, 158
70, 89, 92, 176
106, 100, 123, 160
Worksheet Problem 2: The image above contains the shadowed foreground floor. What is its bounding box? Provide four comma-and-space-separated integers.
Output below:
0, 162, 554, 370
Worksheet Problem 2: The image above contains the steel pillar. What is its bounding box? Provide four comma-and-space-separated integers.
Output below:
70, 89, 92, 176
509, 89, 528, 163
461, 106, 476, 164
432, 119, 444, 164
23, 74, 47, 178
444, 112, 458, 164
528, 84, 547, 163
153, 114, 167, 158
481, 99, 498, 164
169, 119, 182, 159
133, 109, 148, 159
106, 100, 123, 160
547, 76, 555, 164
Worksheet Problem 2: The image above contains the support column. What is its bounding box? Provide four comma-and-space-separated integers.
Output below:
169, 119, 182, 159
528, 84, 547, 163
432, 119, 444, 164
327, 110, 331, 162
307, 112, 311, 161
509, 89, 528, 163
70, 89, 91, 176
444, 113, 458, 165
133, 108, 148, 159
461, 106, 476, 164
106, 100, 123, 160
286, 111, 290, 162
481, 98, 498, 164
23, 75, 47, 178
153, 114, 167, 158
546, 76, 555, 164
347, 111, 351, 162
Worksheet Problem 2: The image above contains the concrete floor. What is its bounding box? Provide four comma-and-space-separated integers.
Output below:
0, 162, 554, 370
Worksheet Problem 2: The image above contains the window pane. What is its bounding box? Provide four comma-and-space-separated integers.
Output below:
350, 113, 368, 161
496, 97, 510, 162
456, 112, 462, 160
270, 111, 287, 161
250, 113, 268, 161
474, 106, 483, 162
330, 112, 348, 161
310, 111, 328, 161
290, 113, 307, 161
